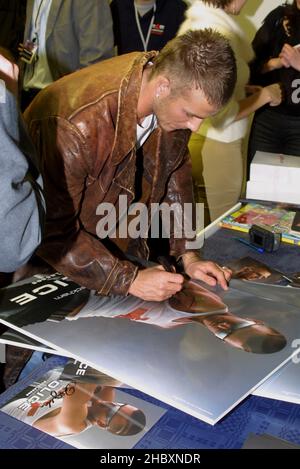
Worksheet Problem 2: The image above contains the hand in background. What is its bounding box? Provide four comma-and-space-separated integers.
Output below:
279, 43, 300, 71
0, 49, 19, 98
262, 83, 283, 107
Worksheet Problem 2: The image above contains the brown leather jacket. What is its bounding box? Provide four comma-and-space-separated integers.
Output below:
24, 52, 194, 295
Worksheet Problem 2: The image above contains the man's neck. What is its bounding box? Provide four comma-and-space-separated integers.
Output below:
137, 67, 155, 123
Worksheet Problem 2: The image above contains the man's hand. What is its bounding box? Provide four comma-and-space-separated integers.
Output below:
181, 253, 231, 290
128, 265, 184, 301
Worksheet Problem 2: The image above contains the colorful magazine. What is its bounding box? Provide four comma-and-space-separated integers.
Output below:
220, 202, 300, 245
0, 358, 165, 449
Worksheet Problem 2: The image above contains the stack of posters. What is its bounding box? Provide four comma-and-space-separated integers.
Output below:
0, 261, 299, 425
253, 360, 300, 405
3, 326, 299, 408
0, 325, 71, 357
220, 201, 300, 246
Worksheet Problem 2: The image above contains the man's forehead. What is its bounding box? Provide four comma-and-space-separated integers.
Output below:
183, 87, 220, 115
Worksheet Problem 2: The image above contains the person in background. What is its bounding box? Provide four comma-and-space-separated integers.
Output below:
0, 49, 44, 274
178, 0, 282, 226
248, 0, 300, 166
0, 49, 45, 388
110, 0, 187, 54
0, 0, 26, 60
20, 0, 114, 110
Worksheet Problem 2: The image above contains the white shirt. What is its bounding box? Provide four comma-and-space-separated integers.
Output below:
136, 113, 157, 149
23, 0, 54, 90
66, 292, 228, 329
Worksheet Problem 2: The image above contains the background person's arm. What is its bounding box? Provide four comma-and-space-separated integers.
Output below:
0, 54, 44, 272
280, 43, 300, 71
234, 83, 282, 121
210, 83, 283, 126
250, 7, 284, 80
74, 0, 114, 67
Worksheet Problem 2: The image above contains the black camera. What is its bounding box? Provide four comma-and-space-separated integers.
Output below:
249, 224, 281, 252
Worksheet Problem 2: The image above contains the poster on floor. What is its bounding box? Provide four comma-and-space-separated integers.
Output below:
0, 358, 165, 449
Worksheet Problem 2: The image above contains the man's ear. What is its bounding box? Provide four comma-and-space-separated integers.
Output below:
155, 76, 170, 98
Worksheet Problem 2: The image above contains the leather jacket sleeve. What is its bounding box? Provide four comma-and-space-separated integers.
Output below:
28, 112, 138, 296
163, 146, 199, 258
